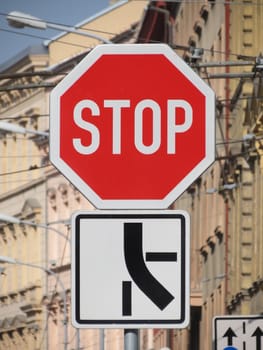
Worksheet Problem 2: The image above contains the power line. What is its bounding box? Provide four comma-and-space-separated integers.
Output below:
0, 26, 51, 41
0, 164, 49, 177
0, 134, 261, 179
0, 114, 49, 120
143, 0, 263, 4
0, 155, 42, 158
0, 82, 56, 91
216, 135, 263, 146
0, 24, 257, 62
0, 12, 118, 36
171, 42, 256, 61
0, 71, 67, 80
0, 27, 90, 50
0, 58, 256, 81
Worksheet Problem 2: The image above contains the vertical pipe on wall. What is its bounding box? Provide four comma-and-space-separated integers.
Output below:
224, 0, 231, 312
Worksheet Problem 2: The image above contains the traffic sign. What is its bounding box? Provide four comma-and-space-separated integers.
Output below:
71, 210, 190, 328
213, 315, 263, 350
50, 44, 215, 209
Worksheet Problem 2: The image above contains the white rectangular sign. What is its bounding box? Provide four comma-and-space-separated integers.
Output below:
71, 210, 190, 328
213, 315, 263, 350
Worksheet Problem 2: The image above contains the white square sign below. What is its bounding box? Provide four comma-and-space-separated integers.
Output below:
71, 210, 190, 328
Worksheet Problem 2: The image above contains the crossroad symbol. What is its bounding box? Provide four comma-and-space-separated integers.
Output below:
71, 210, 190, 328
122, 222, 176, 316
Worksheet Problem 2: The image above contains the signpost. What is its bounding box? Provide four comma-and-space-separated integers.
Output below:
213, 316, 263, 350
71, 211, 190, 328
49, 43, 216, 349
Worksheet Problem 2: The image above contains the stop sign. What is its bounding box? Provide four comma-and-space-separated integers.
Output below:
50, 44, 215, 209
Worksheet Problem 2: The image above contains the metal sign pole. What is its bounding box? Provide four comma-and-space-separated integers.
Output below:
124, 329, 139, 350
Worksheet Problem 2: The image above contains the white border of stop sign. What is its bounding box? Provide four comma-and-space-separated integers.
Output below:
50, 44, 215, 209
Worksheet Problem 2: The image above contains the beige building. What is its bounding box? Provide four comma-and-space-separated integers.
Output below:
0, 1, 148, 349
1, 0, 263, 349
146, 1, 263, 349
134, 0, 263, 349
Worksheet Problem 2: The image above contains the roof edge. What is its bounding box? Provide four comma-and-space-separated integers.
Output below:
44, 0, 129, 47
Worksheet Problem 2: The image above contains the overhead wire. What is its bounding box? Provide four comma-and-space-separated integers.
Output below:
0, 114, 49, 120
0, 164, 49, 177
0, 134, 262, 179
0, 11, 118, 36
138, 0, 263, 4
0, 10, 258, 62
0, 154, 43, 158
0, 27, 92, 51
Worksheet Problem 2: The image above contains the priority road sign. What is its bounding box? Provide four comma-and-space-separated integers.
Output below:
213, 315, 263, 350
71, 210, 190, 328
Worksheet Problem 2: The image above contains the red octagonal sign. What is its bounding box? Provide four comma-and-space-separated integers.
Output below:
50, 44, 215, 209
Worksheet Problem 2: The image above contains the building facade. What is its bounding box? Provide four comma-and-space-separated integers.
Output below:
0, 1, 148, 349
137, 1, 263, 349
1, 0, 263, 349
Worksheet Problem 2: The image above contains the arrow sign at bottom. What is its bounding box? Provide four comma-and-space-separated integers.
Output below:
252, 327, 263, 350
223, 327, 237, 346
214, 316, 263, 350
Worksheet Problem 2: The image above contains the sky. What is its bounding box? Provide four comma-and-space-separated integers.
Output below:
0, 0, 112, 66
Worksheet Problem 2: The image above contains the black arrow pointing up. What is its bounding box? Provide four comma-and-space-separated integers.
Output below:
223, 327, 237, 346
252, 327, 263, 350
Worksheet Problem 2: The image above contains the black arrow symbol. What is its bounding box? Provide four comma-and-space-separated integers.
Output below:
223, 327, 237, 346
252, 327, 263, 350
123, 222, 174, 312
